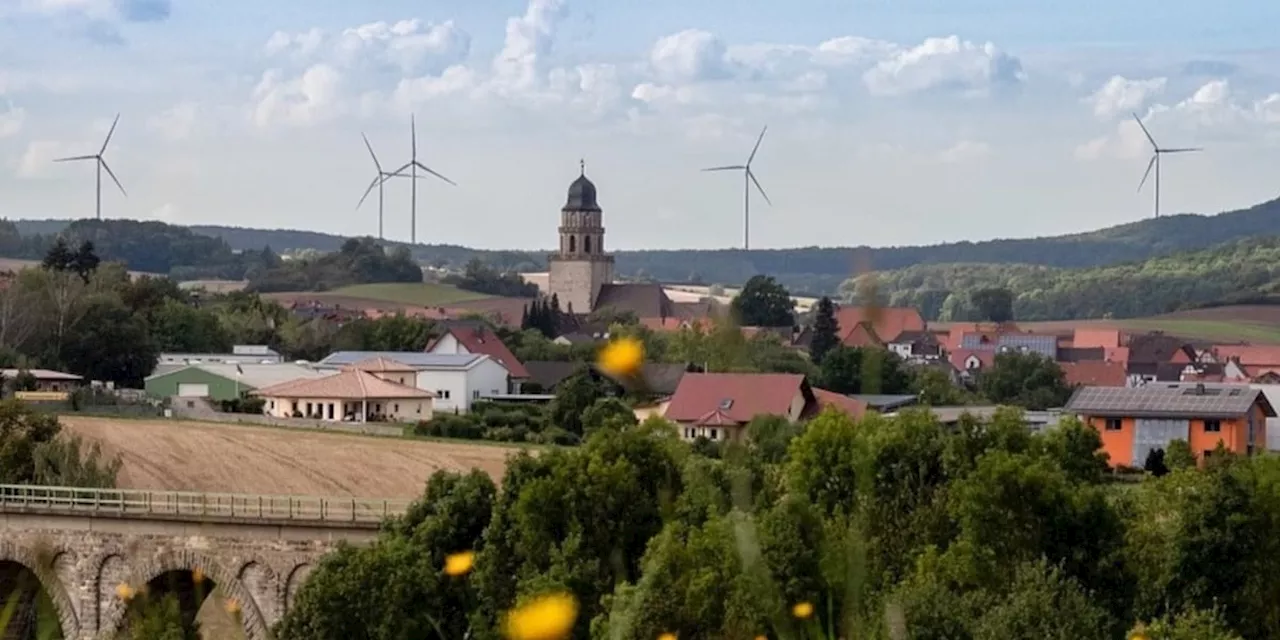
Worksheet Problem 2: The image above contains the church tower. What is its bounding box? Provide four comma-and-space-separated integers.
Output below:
548, 161, 614, 315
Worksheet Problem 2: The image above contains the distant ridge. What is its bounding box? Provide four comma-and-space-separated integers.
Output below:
9, 194, 1280, 294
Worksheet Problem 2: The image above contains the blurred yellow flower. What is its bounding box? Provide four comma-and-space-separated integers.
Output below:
503, 592, 579, 640
1127, 628, 1150, 640
224, 598, 242, 617
115, 583, 135, 601
444, 551, 476, 576
791, 601, 814, 620
192, 567, 206, 584
754, 636, 767, 640
658, 634, 677, 640
597, 337, 644, 379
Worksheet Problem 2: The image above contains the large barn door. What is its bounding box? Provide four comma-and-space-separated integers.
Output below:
1133, 418, 1190, 466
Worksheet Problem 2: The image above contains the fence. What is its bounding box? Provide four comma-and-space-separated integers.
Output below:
0, 484, 412, 524
166, 397, 407, 437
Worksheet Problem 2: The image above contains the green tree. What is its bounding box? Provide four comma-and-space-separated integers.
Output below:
546, 369, 609, 435
581, 397, 638, 433
969, 287, 1014, 324
971, 560, 1115, 640
121, 593, 200, 640
817, 346, 911, 395
60, 295, 158, 386
1144, 448, 1170, 476
148, 299, 232, 353
72, 240, 101, 283
41, 237, 76, 272
730, 275, 794, 327
809, 296, 840, 364
0, 399, 61, 484
911, 367, 971, 406
977, 351, 1072, 410
1166, 439, 1196, 471
1131, 608, 1243, 640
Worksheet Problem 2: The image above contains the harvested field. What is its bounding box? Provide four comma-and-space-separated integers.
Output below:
935, 305, 1280, 344
60, 416, 523, 498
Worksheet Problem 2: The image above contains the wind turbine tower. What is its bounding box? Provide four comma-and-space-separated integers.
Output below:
1133, 112, 1202, 218
53, 113, 127, 220
357, 133, 427, 240
389, 115, 456, 244
701, 125, 772, 250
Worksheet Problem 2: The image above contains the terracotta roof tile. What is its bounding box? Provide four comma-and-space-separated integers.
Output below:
695, 408, 741, 426
426, 321, 529, 378
810, 388, 868, 419
665, 373, 808, 423
834, 306, 925, 344
1213, 345, 1280, 368
1060, 361, 1127, 387
254, 370, 434, 400
343, 357, 417, 372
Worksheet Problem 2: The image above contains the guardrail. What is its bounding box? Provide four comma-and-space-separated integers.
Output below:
0, 484, 412, 524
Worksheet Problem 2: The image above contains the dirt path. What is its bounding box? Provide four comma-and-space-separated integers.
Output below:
60, 416, 523, 498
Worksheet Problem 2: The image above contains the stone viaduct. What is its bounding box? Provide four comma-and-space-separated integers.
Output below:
0, 484, 410, 639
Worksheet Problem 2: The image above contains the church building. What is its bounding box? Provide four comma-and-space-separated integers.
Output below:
546, 165, 710, 324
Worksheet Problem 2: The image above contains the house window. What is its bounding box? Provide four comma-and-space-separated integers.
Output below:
473, 390, 481, 399
709, 428, 718, 441
1104, 418, 1123, 431
1204, 419, 1222, 433
394, 403, 400, 413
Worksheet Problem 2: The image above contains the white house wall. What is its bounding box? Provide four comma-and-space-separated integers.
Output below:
469, 359, 511, 403
416, 369, 470, 413
428, 334, 467, 355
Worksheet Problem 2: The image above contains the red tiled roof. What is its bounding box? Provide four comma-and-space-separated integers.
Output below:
254, 370, 434, 400
949, 348, 996, 372
1073, 328, 1122, 349
1061, 360, 1127, 387
842, 322, 884, 348
343, 356, 417, 373
811, 388, 868, 419
1214, 345, 1280, 368
665, 373, 808, 423
695, 408, 742, 426
426, 321, 529, 378
834, 306, 925, 344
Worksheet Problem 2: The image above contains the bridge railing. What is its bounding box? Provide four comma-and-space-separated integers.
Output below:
0, 484, 413, 524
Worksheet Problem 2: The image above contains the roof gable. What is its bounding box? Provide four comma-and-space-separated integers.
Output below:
254, 369, 435, 400
427, 321, 529, 378
665, 373, 806, 423
593, 284, 674, 319
834, 306, 924, 344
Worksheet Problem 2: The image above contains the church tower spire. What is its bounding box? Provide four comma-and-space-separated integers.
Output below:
547, 161, 614, 315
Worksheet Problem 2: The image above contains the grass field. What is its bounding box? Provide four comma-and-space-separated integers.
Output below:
328, 282, 493, 306
61, 416, 522, 498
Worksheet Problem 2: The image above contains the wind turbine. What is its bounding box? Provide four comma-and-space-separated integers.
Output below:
388, 115, 456, 244
702, 125, 771, 250
357, 133, 429, 240
53, 113, 127, 220
1133, 112, 1202, 218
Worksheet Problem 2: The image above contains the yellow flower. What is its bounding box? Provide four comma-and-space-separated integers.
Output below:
224, 598, 242, 617
503, 592, 579, 640
597, 337, 644, 379
791, 601, 814, 620
115, 583, 136, 601
192, 567, 205, 584
658, 634, 677, 640
444, 551, 476, 577
754, 636, 767, 640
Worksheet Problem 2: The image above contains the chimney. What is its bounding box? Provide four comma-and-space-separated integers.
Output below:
1196, 383, 1206, 396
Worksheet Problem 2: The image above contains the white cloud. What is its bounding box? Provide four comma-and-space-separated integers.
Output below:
1086, 75, 1167, 119
813, 36, 900, 66
862, 36, 1024, 97
151, 202, 178, 221
0, 103, 25, 138
263, 28, 324, 58
937, 140, 992, 163
17, 140, 78, 178
491, 0, 566, 92
251, 64, 344, 129
1075, 79, 1280, 159
264, 20, 469, 74
648, 29, 731, 83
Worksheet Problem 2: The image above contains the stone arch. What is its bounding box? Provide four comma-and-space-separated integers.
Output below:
282, 563, 312, 617
584, 235, 592, 254
98, 551, 269, 640
236, 559, 280, 625
0, 539, 80, 639
86, 545, 129, 634
569, 234, 576, 253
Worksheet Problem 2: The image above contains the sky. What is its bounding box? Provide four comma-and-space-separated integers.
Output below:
2, 0, 1280, 251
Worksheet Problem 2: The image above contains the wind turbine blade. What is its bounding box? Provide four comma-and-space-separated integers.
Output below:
414, 161, 456, 186
746, 125, 767, 166
389, 161, 413, 176
357, 176, 380, 209
99, 159, 127, 196
362, 133, 383, 172
748, 170, 772, 206
1131, 112, 1158, 149
383, 171, 429, 181
1161, 147, 1203, 153
701, 165, 746, 172
1137, 155, 1156, 192
100, 113, 121, 155
53, 155, 98, 162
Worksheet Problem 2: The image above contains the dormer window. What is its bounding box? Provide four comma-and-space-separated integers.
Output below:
719, 398, 734, 410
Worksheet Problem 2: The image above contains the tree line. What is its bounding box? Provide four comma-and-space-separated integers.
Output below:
275, 404, 1270, 640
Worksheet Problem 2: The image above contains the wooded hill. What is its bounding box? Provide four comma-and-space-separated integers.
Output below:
7, 194, 1280, 297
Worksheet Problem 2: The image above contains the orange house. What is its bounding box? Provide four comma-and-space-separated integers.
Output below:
1065, 384, 1275, 468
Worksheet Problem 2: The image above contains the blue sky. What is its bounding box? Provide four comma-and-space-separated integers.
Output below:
2, 0, 1280, 251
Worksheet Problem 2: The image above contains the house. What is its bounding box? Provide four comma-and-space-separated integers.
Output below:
144, 362, 329, 401
2, 368, 84, 393
886, 330, 943, 364
1124, 333, 1198, 387
1064, 383, 1274, 467
897, 405, 1064, 431
949, 348, 995, 378
960, 332, 1058, 360
425, 320, 530, 388
523, 360, 689, 396
254, 370, 434, 423
317, 351, 509, 413
156, 344, 284, 372
663, 373, 866, 443
848, 394, 920, 412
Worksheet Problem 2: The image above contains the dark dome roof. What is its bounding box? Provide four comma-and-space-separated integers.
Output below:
564, 174, 601, 211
